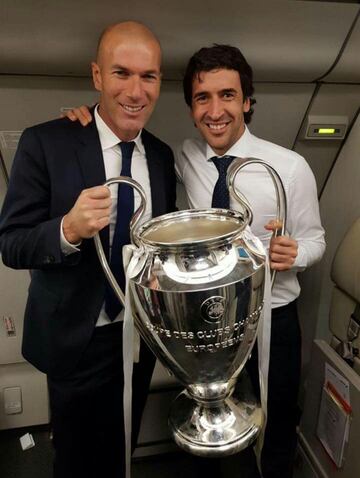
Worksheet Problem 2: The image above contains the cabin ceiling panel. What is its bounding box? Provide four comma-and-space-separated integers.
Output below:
0, 0, 358, 81
322, 16, 360, 83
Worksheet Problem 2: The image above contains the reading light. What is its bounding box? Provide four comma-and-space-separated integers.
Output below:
318, 128, 336, 134
305, 115, 348, 140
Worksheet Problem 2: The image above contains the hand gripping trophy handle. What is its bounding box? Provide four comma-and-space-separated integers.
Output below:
227, 157, 288, 285
93, 176, 147, 306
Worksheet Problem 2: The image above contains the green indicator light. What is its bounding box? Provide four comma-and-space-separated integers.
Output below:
318, 128, 335, 134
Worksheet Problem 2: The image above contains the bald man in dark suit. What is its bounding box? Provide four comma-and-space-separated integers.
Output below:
0, 22, 176, 478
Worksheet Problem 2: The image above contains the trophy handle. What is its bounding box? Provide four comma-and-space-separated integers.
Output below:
93, 176, 147, 307
227, 157, 288, 285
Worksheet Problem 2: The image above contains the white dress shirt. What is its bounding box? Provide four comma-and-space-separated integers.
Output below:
61, 105, 152, 325
176, 127, 325, 308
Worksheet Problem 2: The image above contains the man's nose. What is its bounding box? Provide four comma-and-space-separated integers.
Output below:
207, 98, 224, 120
127, 76, 143, 100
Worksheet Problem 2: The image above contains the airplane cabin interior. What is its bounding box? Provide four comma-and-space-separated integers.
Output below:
0, 1, 359, 477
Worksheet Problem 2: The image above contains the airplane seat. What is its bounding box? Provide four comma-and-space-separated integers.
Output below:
329, 217, 360, 374
299, 218, 360, 477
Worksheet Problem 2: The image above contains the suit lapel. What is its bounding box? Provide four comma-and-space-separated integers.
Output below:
74, 116, 109, 256
142, 130, 164, 218
75, 117, 106, 188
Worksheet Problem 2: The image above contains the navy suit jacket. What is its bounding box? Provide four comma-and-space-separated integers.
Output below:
0, 116, 176, 378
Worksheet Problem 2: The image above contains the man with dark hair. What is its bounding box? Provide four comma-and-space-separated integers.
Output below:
182, 44, 256, 124
62, 43, 325, 478
176, 44, 325, 478
0, 21, 176, 478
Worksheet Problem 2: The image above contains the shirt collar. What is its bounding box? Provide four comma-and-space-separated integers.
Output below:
205, 125, 252, 161
94, 105, 145, 155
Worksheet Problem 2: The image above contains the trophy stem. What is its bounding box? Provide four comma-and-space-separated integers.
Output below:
169, 385, 263, 457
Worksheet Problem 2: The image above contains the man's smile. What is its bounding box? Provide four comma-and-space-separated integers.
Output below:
120, 103, 145, 113
206, 122, 230, 131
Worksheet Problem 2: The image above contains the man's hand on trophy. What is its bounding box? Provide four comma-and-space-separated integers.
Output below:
62, 105, 93, 126
63, 186, 111, 244
264, 220, 298, 271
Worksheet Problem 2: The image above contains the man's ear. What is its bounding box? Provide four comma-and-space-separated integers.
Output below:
243, 97, 251, 113
91, 62, 102, 92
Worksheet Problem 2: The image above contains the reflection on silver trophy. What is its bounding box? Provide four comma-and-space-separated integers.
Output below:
94, 157, 287, 457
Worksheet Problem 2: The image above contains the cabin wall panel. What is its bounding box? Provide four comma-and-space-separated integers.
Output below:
297, 114, 360, 388
0, 76, 98, 174
293, 83, 360, 193
0, 362, 49, 430
316, 114, 360, 340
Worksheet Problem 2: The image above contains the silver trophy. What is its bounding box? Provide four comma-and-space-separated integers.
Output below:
94, 157, 286, 457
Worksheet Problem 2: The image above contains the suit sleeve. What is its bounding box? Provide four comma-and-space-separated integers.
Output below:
0, 128, 79, 270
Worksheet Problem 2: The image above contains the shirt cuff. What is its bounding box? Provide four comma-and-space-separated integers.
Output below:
293, 244, 307, 270
60, 217, 82, 256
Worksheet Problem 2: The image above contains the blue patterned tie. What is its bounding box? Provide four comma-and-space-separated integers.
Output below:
105, 141, 135, 321
211, 156, 235, 208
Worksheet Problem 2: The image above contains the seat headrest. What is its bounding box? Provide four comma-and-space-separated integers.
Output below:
331, 218, 360, 303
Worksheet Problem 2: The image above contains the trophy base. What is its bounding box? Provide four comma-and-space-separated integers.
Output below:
169, 388, 263, 457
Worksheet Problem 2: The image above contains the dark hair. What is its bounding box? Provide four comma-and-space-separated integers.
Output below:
183, 44, 256, 124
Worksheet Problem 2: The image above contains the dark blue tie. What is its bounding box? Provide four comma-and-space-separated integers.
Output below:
211, 156, 235, 209
212, 155, 246, 342
105, 141, 135, 321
